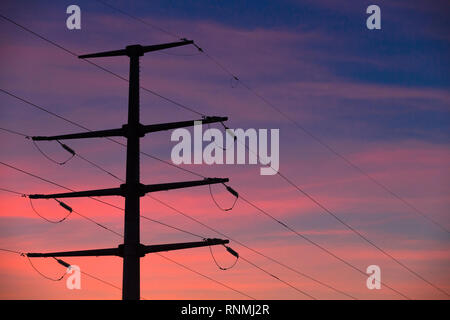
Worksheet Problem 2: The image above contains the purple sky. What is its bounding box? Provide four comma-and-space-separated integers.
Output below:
0, 0, 449, 299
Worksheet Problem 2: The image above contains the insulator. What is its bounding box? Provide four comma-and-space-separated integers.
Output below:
60, 143, 76, 156
57, 200, 73, 213
225, 185, 239, 198
225, 246, 239, 259
56, 258, 71, 268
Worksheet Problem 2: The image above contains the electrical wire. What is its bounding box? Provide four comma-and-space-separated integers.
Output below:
155, 252, 256, 300
0, 126, 357, 298
26, 256, 66, 281
0, 14, 204, 117
0, 173, 264, 299
0, 128, 217, 240
2, 127, 349, 299
0, 182, 361, 300
0, 103, 382, 300
0, 201, 252, 300
208, 244, 239, 271
0, 167, 193, 239
0, 88, 206, 180
0, 248, 23, 255
0, 247, 125, 296
238, 194, 409, 300
0, 128, 330, 300
0, 187, 26, 196
0, 177, 317, 299
239, 255, 316, 300
31, 139, 75, 165
12, 134, 356, 299
88, 1, 450, 284
147, 194, 359, 300
28, 197, 73, 224
238, 79, 450, 235
0, 184, 124, 237
80, 269, 122, 292
0, 14, 435, 296
0, 122, 356, 299
94, 0, 181, 40
75, 153, 122, 181
208, 184, 239, 212
0, 127, 30, 138
186, 28, 450, 235
4, 0, 436, 297
235, 136, 449, 298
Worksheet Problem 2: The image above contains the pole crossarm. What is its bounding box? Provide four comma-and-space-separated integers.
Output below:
28, 187, 122, 199
28, 178, 229, 199
140, 238, 229, 255
141, 116, 228, 134
26, 238, 229, 258
142, 177, 229, 194
28, 40, 233, 300
79, 40, 194, 59
32, 127, 125, 141
31, 116, 228, 141
27, 247, 120, 258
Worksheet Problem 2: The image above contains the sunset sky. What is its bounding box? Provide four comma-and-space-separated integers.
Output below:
0, 0, 449, 299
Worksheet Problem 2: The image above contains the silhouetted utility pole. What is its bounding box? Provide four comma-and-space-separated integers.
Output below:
27, 40, 231, 300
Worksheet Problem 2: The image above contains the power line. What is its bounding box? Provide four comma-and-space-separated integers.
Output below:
0, 98, 405, 299
155, 252, 256, 300
0, 156, 404, 299
81, 270, 122, 293
0, 11, 320, 300
0, 248, 125, 295
31, 139, 75, 165
0, 185, 124, 237
57, 148, 350, 299
0, 156, 416, 299
147, 193, 360, 299
0, 187, 25, 196
26, 256, 66, 281
0, 12, 440, 295
0, 166, 314, 299
0, 191, 253, 299
238, 195, 410, 299
0, 122, 325, 300
0, 118, 384, 298
239, 255, 316, 300
0, 126, 357, 299
236, 134, 449, 298
0, 14, 203, 117
94, 0, 180, 40
91, 0, 448, 238
242, 82, 450, 235
0, 88, 205, 179
28, 197, 73, 224
0, 248, 23, 255
68, 145, 356, 299
274, 172, 449, 297
0, 127, 207, 239
193, 22, 449, 236
0, 165, 199, 239
0, 127, 29, 138
35, 1, 448, 295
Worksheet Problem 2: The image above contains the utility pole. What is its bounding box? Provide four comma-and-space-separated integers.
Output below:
27, 40, 232, 300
